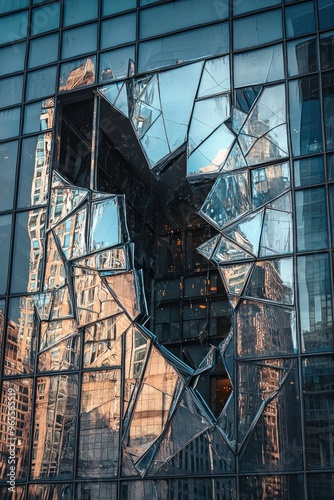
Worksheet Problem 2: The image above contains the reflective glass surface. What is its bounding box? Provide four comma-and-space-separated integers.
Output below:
63, 0, 98, 26
62, 24, 97, 60
0, 107, 20, 139
294, 156, 324, 187
28, 33, 59, 68
296, 187, 328, 251
285, 2, 315, 38
59, 56, 96, 91
0, 0, 29, 14
26, 66, 57, 101
233, 0, 280, 15
233, 10, 282, 50
323, 70, 334, 151
0, 214, 11, 294
287, 36, 318, 77
0, 141, 18, 212
318, 0, 334, 30
101, 14, 136, 50
0, 42, 26, 76
0, 11, 28, 44
234, 44, 284, 88
23, 98, 54, 135
100, 46, 135, 82
0, 75, 23, 108
102, 0, 136, 16
30, 2, 61, 36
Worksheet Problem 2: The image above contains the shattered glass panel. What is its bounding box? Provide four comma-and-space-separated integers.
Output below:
259, 209, 293, 256
234, 44, 284, 88
196, 234, 220, 260
252, 163, 290, 209
100, 46, 136, 82
244, 258, 294, 304
78, 370, 121, 478
38, 335, 80, 371
219, 263, 253, 296
54, 206, 87, 260
49, 187, 88, 227
132, 100, 161, 139
74, 247, 128, 274
43, 231, 67, 291
200, 172, 251, 229
51, 285, 73, 319
113, 82, 129, 117
105, 271, 141, 319
212, 235, 254, 264
89, 198, 120, 251
197, 55, 230, 97
140, 115, 170, 166
268, 192, 292, 212
33, 293, 53, 321
237, 299, 297, 357
40, 319, 78, 350
98, 82, 123, 106
59, 57, 96, 92
222, 141, 247, 172
31, 374, 78, 479
224, 210, 264, 256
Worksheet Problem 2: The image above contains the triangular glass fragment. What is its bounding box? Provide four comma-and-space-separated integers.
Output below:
54, 205, 87, 260
232, 107, 248, 134
33, 292, 53, 321
225, 210, 264, 257
38, 334, 80, 372
268, 192, 292, 212
212, 235, 254, 264
43, 231, 67, 291
229, 295, 240, 309
128, 59, 135, 77
217, 392, 236, 451
196, 234, 220, 259
140, 114, 170, 167
219, 263, 253, 296
98, 82, 123, 106
259, 209, 293, 257
114, 82, 129, 117
51, 285, 73, 320
221, 140, 247, 172
251, 162, 290, 209
105, 271, 140, 319
238, 132, 257, 155
139, 74, 161, 111
49, 187, 88, 228
235, 86, 262, 113
40, 318, 78, 350
197, 55, 230, 97
246, 136, 288, 167
132, 101, 161, 139
194, 345, 217, 375
263, 123, 289, 155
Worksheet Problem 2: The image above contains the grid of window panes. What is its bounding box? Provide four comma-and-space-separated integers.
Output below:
0, 1, 334, 499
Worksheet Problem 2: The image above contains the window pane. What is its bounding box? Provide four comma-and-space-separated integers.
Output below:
0, 11, 28, 44
296, 187, 328, 251
0, 75, 23, 108
0, 0, 29, 14
323, 70, 334, 151
320, 31, 334, 70
139, 23, 229, 72
285, 2, 315, 38
63, 0, 98, 26
0, 42, 26, 76
294, 156, 324, 187
233, 10, 282, 50
26, 66, 57, 101
318, 0, 334, 30
140, 0, 228, 38
31, 2, 61, 36
99, 46, 135, 82
101, 14, 136, 50
0, 214, 11, 294
59, 56, 96, 91
233, 0, 280, 15
0, 141, 18, 212
287, 36, 317, 77
289, 76, 323, 156
234, 44, 284, 88
0, 107, 20, 140
329, 185, 334, 245
62, 23, 97, 59
28, 33, 59, 68
102, 0, 135, 16
23, 98, 54, 135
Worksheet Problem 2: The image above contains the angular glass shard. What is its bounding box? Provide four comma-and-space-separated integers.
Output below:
246, 135, 288, 166
212, 235, 254, 264
200, 172, 251, 229
54, 205, 87, 260
236, 299, 296, 358
43, 231, 67, 291
194, 345, 217, 374
98, 82, 123, 106
40, 318, 78, 350
225, 210, 264, 256
196, 234, 220, 259
73, 268, 122, 327
84, 314, 131, 368
245, 258, 294, 304
105, 271, 140, 319
219, 263, 253, 296
30, 374, 78, 479
138, 74, 161, 110
132, 100, 161, 139
49, 187, 88, 227
89, 198, 120, 252
78, 370, 121, 478
197, 55, 230, 97
139, 114, 170, 167
51, 285, 73, 319
159, 62, 203, 151
222, 141, 247, 172
219, 329, 234, 383
59, 56, 96, 92
122, 450, 141, 477
188, 95, 230, 152
234, 44, 284, 87
143, 388, 213, 475
51, 170, 69, 189
260, 209, 293, 256
235, 86, 262, 113
113, 82, 129, 117
239, 363, 302, 471
187, 124, 235, 176
217, 393, 236, 450
232, 107, 248, 134
264, 123, 289, 154
132, 76, 152, 102
38, 334, 80, 371
73, 246, 128, 273
238, 133, 257, 155
33, 292, 53, 321
252, 162, 290, 209
229, 295, 240, 309
268, 192, 292, 212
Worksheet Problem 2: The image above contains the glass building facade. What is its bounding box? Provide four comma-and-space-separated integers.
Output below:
0, 0, 334, 498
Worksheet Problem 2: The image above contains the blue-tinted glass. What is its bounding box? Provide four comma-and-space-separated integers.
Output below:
28, 33, 59, 68
140, 0, 228, 38
0, 107, 20, 139
0, 0, 29, 14
101, 14, 136, 50
234, 0, 280, 15
234, 44, 284, 87
62, 23, 97, 59
31, 3, 61, 36
26, 66, 57, 101
139, 23, 229, 72
59, 56, 96, 91
294, 156, 324, 187
0, 75, 23, 108
102, 0, 136, 15
287, 36, 317, 77
0, 141, 18, 212
289, 76, 322, 156
0, 42, 26, 76
99, 46, 135, 82
329, 185, 334, 245
285, 2, 315, 38
23, 98, 54, 134
320, 31, 334, 70
323, 71, 334, 151
234, 10, 282, 50
328, 153, 334, 180
0, 11, 28, 45
296, 187, 328, 251
318, 0, 334, 30
0, 214, 12, 294
64, 0, 98, 27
